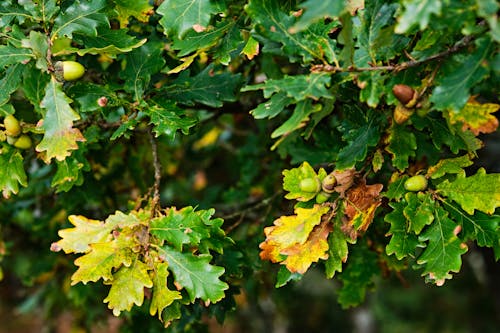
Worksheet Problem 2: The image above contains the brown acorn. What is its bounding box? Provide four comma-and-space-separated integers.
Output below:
392, 84, 418, 107
393, 104, 414, 124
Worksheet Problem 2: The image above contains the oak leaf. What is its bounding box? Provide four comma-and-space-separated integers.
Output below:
344, 180, 383, 236
259, 205, 330, 263
281, 219, 332, 274
448, 98, 499, 135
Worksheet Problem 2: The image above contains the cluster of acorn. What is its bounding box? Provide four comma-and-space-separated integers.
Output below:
392, 84, 418, 124
1, 114, 32, 149
299, 172, 337, 204
299, 172, 428, 204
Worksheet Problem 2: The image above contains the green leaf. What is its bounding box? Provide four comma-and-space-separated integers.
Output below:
385, 201, 420, 260
52, 0, 109, 39
338, 243, 379, 308
417, 206, 468, 285
0, 63, 24, 106
51, 153, 88, 192
246, 0, 330, 63
336, 108, 382, 170
103, 260, 153, 316
0, 45, 33, 68
358, 72, 387, 108
241, 74, 332, 101
271, 99, 320, 138
21, 30, 49, 71
0, 145, 28, 197
477, 0, 500, 42
444, 202, 500, 260
120, 42, 166, 101
71, 234, 136, 285
172, 20, 234, 57
385, 174, 409, 201
72, 27, 147, 56
395, 0, 442, 33
385, 123, 417, 171
68, 83, 115, 113
163, 65, 242, 108
430, 38, 493, 112
436, 168, 500, 215
250, 92, 293, 119
37, 77, 85, 162
21, 65, 50, 113
149, 262, 182, 321
291, 0, 346, 33
403, 192, 435, 234
282, 161, 326, 202
427, 155, 473, 179
0, 2, 32, 27
146, 101, 197, 138
355, 1, 404, 66
275, 265, 303, 288
160, 246, 228, 303
150, 206, 211, 251
157, 0, 218, 39
325, 216, 349, 278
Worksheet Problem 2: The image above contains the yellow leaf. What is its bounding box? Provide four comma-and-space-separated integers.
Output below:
53, 215, 111, 254
281, 219, 332, 274
448, 99, 500, 135
259, 205, 330, 268
103, 260, 153, 316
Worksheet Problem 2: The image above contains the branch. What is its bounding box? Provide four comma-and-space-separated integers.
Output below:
148, 127, 162, 214
311, 32, 476, 74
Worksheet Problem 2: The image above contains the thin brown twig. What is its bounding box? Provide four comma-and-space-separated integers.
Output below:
148, 127, 162, 215
311, 32, 477, 74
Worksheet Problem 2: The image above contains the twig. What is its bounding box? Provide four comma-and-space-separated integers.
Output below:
311, 33, 477, 74
148, 127, 162, 214
220, 192, 282, 232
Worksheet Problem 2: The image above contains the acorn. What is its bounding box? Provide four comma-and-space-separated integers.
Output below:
315, 191, 331, 204
404, 175, 428, 192
54, 61, 85, 81
321, 173, 337, 193
392, 84, 418, 108
13, 134, 32, 149
393, 104, 414, 124
299, 177, 321, 193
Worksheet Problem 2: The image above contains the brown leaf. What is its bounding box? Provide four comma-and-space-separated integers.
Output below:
344, 180, 383, 234
332, 168, 357, 196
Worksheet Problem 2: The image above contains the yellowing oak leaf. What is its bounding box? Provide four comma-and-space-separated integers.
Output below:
281, 219, 332, 274
37, 77, 85, 162
448, 98, 499, 135
259, 205, 331, 262
103, 260, 153, 316
52, 215, 112, 254
149, 262, 182, 321
71, 234, 136, 285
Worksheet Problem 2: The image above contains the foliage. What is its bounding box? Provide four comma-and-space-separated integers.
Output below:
0, 0, 499, 331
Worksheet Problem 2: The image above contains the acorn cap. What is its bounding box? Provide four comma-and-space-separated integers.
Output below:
392, 84, 416, 106
54, 61, 65, 81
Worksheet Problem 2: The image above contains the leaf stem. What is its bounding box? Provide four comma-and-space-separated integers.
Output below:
148, 127, 162, 215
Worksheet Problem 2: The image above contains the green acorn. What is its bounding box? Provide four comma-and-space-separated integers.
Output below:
54, 61, 85, 81
404, 175, 428, 192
